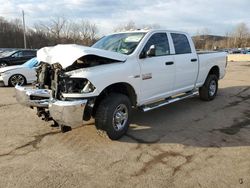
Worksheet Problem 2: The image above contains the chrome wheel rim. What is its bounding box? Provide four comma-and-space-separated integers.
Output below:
10, 75, 25, 86
112, 104, 128, 131
0, 63, 7, 67
209, 80, 216, 96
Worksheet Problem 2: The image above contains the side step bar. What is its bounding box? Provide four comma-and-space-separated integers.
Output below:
142, 91, 199, 112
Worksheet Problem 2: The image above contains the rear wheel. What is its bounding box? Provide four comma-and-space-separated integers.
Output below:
0, 62, 7, 67
8, 74, 26, 87
95, 93, 131, 140
199, 74, 218, 101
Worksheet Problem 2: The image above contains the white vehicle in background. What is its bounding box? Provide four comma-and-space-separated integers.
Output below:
15, 29, 227, 140
0, 58, 39, 87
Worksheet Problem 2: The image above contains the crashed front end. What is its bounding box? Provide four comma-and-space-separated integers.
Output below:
15, 62, 92, 129
15, 44, 127, 130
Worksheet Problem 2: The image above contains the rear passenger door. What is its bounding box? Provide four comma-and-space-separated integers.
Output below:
170, 33, 198, 92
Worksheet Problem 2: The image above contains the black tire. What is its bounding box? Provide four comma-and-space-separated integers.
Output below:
8, 74, 26, 87
95, 93, 131, 140
0, 62, 7, 67
199, 74, 218, 101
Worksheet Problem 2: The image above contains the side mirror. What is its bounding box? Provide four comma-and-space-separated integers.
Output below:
146, 45, 156, 57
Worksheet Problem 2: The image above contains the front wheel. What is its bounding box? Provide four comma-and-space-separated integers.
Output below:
199, 74, 218, 101
8, 74, 26, 87
95, 93, 131, 140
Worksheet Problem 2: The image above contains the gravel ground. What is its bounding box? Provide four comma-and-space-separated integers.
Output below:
0, 61, 249, 188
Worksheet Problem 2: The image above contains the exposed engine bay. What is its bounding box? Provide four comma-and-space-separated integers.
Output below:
36, 55, 122, 100
65, 55, 120, 71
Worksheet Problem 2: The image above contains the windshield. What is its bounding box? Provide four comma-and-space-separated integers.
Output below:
92, 32, 146, 55
22, 58, 39, 68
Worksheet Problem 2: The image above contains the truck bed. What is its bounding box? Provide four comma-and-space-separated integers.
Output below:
196, 51, 227, 87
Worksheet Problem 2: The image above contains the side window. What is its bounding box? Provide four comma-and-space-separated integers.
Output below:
31, 51, 37, 56
171, 33, 191, 54
11, 52, 18, 58
23, 51, 35, 56
142, 33, 170, 56
12, 51, 22, 57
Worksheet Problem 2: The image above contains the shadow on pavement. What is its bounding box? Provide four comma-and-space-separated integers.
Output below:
119, 85, 250, 147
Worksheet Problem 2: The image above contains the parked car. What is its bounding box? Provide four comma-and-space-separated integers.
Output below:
229, 49, 242, 54
243, 49, 250, 54
0, 49, 37, 67
15, 29, 227, 140
0, 58, 39, 87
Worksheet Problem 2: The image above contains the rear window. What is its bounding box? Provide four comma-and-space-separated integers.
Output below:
171, 33, 191, 54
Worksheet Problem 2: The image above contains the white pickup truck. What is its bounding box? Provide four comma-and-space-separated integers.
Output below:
15, 29, 227, 140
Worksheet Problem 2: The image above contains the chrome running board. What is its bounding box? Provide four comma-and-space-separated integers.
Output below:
142, 91, 199, 112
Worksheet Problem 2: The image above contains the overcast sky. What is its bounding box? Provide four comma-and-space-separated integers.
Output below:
0, 0, 249, 36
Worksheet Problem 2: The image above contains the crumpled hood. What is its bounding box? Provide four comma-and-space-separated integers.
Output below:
0, 65, 22, 73
37, 44, 128, 69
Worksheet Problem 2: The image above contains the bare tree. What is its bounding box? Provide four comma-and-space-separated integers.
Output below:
67, 22, 81, 43
193, 28, 212, 50
50, 17, 67, 40
77, 20, 98, 45
113, 21, 137, 32
232, 23, 249, 48
114, 20, 161, 32
141, 23, 161, 30
89, 23, 98, 41
0, 16, 99, 48
37, 16, 68, 43
0, 17, 24, 48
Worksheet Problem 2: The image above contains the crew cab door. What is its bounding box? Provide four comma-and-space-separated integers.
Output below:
138, 32, 175, 103
170, 33, 199, 92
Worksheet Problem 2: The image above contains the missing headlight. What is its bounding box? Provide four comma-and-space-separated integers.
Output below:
82, 81, 95, 93
59, 77, 95, 94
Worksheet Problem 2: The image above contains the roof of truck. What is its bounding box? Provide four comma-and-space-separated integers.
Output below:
112, 29, 189, 35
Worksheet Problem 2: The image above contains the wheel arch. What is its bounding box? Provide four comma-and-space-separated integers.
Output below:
207, 66, 220, 79
91, 82, 137, 117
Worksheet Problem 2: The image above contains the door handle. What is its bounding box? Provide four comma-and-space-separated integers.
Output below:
165, 61, 174, 65
191, 58, 197, 62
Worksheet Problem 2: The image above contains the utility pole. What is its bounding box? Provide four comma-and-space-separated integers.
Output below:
22, 10, 27, 49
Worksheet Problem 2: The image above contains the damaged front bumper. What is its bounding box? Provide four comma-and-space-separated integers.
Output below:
49, 100, 87, 128
15, 85, 88, 128
15, 85, 50, 108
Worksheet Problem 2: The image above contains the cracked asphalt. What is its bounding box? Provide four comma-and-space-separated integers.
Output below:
0, 61, 250, 188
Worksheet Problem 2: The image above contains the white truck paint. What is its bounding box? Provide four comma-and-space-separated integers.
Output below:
15, 29, 227, 140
